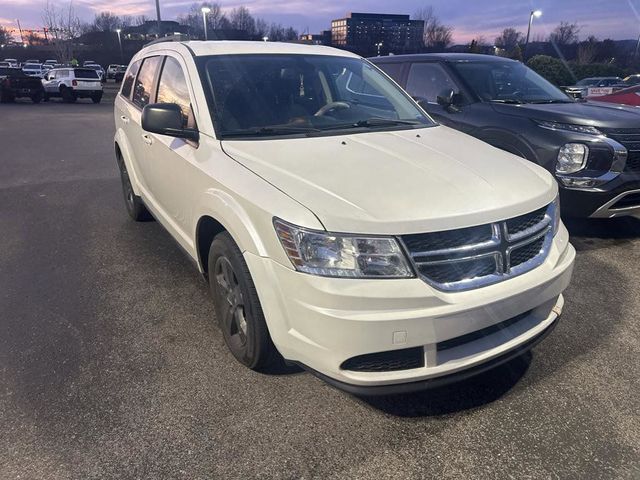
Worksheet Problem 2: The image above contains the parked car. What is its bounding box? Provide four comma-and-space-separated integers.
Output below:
44, 59, 57, 66
114, 41, 575, 395
3, 58, 18, 67
25, 58, 40, 64
42, 67, 103, 103
114, 65, 127, 82
21, 63, 44, 78
0, 66, 45, 103
562, 77, 626, 99
0, 61, 11, 68
83, 64, 105, 81
588, 85, 640, 107
371, 53, 640, 218
83, 60, 97, 66
623, 74, 640, 86
107, 64, 119, 79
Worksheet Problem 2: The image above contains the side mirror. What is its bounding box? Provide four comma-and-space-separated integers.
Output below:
142, 103, 199, 141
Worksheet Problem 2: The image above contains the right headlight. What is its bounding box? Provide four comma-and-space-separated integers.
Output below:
274, 219, 414, 278
556, 143, 589, 174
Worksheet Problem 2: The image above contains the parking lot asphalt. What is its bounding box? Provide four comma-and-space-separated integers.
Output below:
1, 83, 639, 479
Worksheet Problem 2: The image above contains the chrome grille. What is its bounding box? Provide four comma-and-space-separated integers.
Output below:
401, 203, 555, 292
601, 128, 640, 173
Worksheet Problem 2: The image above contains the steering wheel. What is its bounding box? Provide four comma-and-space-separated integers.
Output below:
314, 101, 351, 117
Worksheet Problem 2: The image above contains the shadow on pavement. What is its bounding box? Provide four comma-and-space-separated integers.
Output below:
563, 216, 640, 251
355, 353, 531, 417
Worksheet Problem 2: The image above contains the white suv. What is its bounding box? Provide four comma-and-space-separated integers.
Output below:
42, 67, 103, 103
114, 41, 575, 394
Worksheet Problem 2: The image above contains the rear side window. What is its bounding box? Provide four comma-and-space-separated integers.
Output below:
406, 63, 458, 104
121, 60, 141, 99
156, 56, 195, 129
74, 68, 99, 79
132, 56, 162, 109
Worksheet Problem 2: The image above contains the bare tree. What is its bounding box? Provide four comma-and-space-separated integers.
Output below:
549, 21, 581, 45
93, 12, 122, 32
177, 3, 227, 38
495, 28, 522, 51
255, 18, 268, 38
577, 35, 598, 64
133, 15, 148, 26
0, 26, 10, 45
414, 6, 453, 50
229, 6, 255, 35
42, 0, 82, 62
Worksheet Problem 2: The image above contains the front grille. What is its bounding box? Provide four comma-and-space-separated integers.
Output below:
601, 128, 640, 173
341, 347, 424, 372
510, 236, 546, 268
401, 203, 554, 291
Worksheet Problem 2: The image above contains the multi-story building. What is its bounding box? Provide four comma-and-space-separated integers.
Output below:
331, 13, 424, 56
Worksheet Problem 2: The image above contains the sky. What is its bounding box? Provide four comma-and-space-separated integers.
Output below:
2, 0, 640, 43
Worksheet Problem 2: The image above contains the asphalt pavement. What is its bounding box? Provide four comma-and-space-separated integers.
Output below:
1, 84, 639, 479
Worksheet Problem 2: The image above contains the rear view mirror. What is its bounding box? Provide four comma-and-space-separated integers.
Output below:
142, 103, 199, 141
436, 88, 463, 112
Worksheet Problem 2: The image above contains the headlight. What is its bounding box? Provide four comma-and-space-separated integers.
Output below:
536, 120, 602, 136
274, 219, 413, 278
556, 143, 589, 174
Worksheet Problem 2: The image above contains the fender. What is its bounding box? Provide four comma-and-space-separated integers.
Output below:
472, 127, 540, 164
114, 129, 143, 196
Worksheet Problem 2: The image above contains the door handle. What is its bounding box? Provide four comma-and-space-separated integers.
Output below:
142, 134, 153, 145
120, 115, 129, 124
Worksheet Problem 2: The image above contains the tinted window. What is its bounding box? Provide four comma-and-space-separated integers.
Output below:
132, 57, 161, 108
406, 63, 458, 103
121, 60, 141, 99
377, 63, 403, 83
156, 57, 195, 129
74, 68, 99, 79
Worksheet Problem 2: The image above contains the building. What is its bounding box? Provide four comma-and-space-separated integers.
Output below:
299, 30, 332, 45
331, 13, 424, 56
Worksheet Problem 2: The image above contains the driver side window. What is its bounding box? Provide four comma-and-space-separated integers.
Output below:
406, 63, 458, 104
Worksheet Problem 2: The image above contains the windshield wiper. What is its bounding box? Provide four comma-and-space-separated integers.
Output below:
490, 99, 527, 104
223, 125, 322, 138
319, 118, 423, 131
527, 99, 574, 104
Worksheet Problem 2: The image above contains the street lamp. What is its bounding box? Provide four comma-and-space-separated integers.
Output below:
262, 36, 269, 42
525, 10, 542, 53
115, 28, 123, 62
201, 6, 211, 41
375, 42, 383, 56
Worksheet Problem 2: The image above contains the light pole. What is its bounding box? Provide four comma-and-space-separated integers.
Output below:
375, 42, 383, 56
201, 7, 210, 41
262, 36, 269, 42
116, 28, 123, 62
525, 10, 542, 53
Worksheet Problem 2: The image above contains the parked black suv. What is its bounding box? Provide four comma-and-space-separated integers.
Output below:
371, 54, 640, 218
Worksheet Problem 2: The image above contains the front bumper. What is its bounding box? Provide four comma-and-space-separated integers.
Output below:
560, 173, 640, 218
245, 224, 575, 392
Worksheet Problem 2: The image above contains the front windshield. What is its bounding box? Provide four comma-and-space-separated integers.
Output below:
450, 60, 572, 104
200, 54, 433, 139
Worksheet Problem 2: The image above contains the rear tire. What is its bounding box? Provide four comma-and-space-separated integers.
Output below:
1, 92, 15, 103
61, 87, 76, 103
91, 93, 102, 104
116, 152, 151, 222
208, 232, 283, 372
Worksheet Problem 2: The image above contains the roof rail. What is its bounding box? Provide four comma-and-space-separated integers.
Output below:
144, 34, 191, 47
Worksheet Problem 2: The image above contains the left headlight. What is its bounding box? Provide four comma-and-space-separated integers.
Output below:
274, 219, 414, 278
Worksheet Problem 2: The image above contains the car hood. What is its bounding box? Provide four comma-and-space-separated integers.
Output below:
490, 101, 640, 129
222, 126, 556, 234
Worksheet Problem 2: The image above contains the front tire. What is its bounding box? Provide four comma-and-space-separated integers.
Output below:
31, 91, 43, 103
61, 87, 76, 103
208, 233, 282, 371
